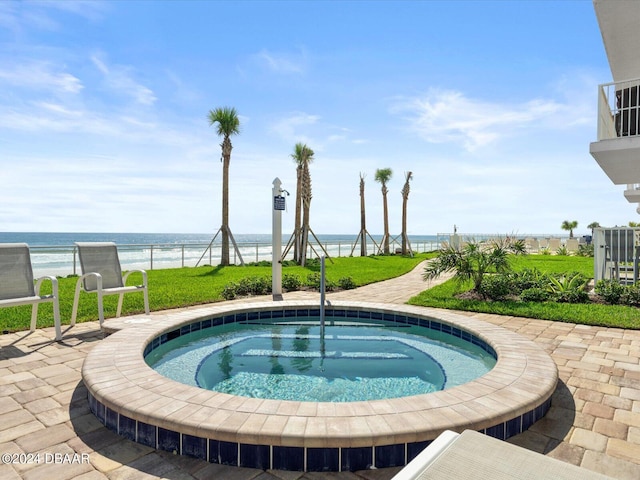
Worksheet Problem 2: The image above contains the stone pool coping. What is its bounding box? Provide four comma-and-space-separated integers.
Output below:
82, 300, 558, 451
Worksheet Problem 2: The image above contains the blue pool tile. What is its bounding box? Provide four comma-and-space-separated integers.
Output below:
419, 318, 430, 328
296, 308, 310, 317
247, 311, 259, 321
346, 309, 358, 318
407, 441, 430, 462
307, 448, 339, 472
486, 422, 506, 440
431, 321, 442, 331
167, 328, 181, 341
273, 446, 304, 471
158, 427, 180, 453
259, 310, 272, 319
506, 416, 522, 438
357, 310, 370, 319
180, 325, 191, 336
333, 310, 346, 317
375, 444, 405, 468
212, 317, 223, 327
137, 421, 157, 448
441, 324, 452, 334
383, 313, 395, 322
202, 318, 212, 329
209, 440, 238, 466
395, 315, 408, 324
370, 311, 382, 320
105, 407, 118, 432
95, 400, 105, 424
235, 312, 247, 322
182, 434, 207, 460
451, 327, 462, 338
342, 447, 373, 471
143, 344, 152, 356
190, 322, 202, 332
522, 409, 535, 430
240, 443, 270, 469
223, 315, 235, 324
118, 415, 136, 441
284, 310, 296, 317
159, 333, 168, 345
308, 309, 320, 316
271, 310, 285, 319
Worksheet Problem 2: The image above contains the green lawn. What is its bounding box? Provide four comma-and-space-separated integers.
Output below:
409, 254, 640, 329
1, 254, 428, 334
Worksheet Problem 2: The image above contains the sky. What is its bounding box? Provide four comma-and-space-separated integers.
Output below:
0, 0, 630, 237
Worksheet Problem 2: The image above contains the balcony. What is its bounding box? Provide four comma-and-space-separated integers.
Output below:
590, 78, 640, 184
624, 183, 640, 203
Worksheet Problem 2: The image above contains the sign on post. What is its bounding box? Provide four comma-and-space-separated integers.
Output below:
274, 195, 286, 211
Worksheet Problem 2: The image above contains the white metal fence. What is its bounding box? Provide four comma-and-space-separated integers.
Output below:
28, 239, 442, 278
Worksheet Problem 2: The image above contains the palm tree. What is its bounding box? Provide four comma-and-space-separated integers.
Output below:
208, 107, 240, 266
400, 171, 413, 255
561, 220, 578, 239
291, 143, 314, 263
375, 168, 393, 254
587, 221, 600, 235
359, 173, 367, 257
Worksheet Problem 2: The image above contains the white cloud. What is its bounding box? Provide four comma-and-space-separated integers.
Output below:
391, 88, 564, 152
91, 53, 157, 106
252, 48, 307, 75
270, 112, 320, 143
0, 61, 83, 94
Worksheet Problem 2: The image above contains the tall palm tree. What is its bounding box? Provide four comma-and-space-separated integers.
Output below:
400, 171, 413, 255
587, 221, 600, 236
561, 220, 578, 239
208, 107, 240, 266
291, 143, 314, 263
375, 168, 393, 254
359, 173, 367, 257
289, 143, 315, 265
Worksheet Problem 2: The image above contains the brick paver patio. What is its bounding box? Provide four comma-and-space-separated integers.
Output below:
1, 262, 639, 479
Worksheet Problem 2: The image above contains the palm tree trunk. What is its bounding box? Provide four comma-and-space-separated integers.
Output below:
300, 162, 312, 266
401, 195, 408, 254
294, 166, 302, 263
382, 186, 390, 254
360, 175, 366, 257
221, 138, 232, 266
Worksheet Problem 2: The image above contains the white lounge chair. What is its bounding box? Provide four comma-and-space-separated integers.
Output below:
70, 242, 149, 327
0, 243, 61, 340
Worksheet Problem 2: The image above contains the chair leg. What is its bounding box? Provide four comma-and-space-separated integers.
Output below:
97, 290, 105, 326
116, 293, 124, 318
143, 288, 150, 315
53, 299, 62, 341
70, 279, 83, 327
30, 303, 39, 332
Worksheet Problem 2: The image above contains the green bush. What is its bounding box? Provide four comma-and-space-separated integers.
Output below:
338, 276, 357, 290
520, 287, 551, 302
282, 274, 302, 291
478, 274, 512, 300
221, 283, 238, 300
547, 272, 589, 303
594, 279, 625, 305
540, 248, 551, 255
556, 245, 569, 256
621, 283, 640, 306
577, 244, 594, 257
306, 273, 337, 292
509, 268, 548, 293
222, 275, 270, 298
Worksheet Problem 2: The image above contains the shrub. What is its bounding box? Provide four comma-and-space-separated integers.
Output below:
509, 268, 548, 293
547, 272, 589, 303
520, 287, 551, 302
540, 248, 551, 255
478, 274, 512, 300
221, 283, 238, 300
338, 276, 356, 290
306, 273, 336, 292
577, 244, 594, 257
594, 279, 625, 305
556, 245, 569, 256
222, 276, 270, 298
621, 283, 640, 306
282, 274, 302, 291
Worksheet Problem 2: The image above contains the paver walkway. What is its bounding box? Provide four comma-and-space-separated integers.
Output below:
1, 261, 639, 479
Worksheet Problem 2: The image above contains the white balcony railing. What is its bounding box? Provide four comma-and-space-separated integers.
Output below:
597, 79, 640, 141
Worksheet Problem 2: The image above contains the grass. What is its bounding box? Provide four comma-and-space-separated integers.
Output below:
409, 254, 640, 329
0, 254, 429, 334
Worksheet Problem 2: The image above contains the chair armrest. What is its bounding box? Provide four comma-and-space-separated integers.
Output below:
34, 275, 59, 299
78, 272, 103, 292
122, 269, 148, 287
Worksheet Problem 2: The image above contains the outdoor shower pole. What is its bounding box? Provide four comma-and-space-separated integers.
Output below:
272, 178, 285, 299
320, 255, 326, 336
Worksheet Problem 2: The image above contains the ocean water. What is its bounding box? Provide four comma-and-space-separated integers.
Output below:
0, 232, 440, 277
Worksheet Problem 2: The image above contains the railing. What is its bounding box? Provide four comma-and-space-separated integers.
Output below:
597, 79, 640, 141
28, 239, 441, 278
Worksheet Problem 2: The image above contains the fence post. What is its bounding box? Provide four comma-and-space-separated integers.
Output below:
150, 245, 154, 270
